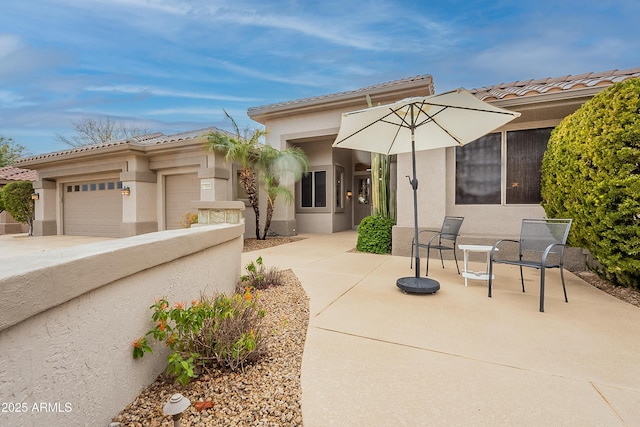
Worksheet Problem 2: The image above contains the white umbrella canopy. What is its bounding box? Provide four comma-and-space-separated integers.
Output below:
332, 88, 520, 293
333, 88, 520, 154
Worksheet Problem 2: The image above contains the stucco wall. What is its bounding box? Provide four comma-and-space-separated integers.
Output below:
0, 224, 243, 427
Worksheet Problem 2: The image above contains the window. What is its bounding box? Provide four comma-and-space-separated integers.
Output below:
297, 167, 331, 212
506, 128, 552, 204
455, 128, 552, 205
335, 165, 345, 211
236, 168, 248, 200
301, 170, 326, 208
455, 133, 501, 204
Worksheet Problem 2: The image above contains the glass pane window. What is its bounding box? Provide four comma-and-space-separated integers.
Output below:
506, 128, 552, 204
456, 133, 501, 204
300, 169, 328, 209
301, 174, 313, 207
314, 171, 326, 207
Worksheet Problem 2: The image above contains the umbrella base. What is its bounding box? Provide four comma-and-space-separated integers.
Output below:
396, 277, 440, 294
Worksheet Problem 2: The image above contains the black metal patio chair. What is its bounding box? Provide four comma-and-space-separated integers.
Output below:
411, 216, 464, 276
488, 218, 573, 312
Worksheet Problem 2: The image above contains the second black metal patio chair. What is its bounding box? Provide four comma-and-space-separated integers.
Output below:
411, 216, 464, 276
488, 218, 573, 312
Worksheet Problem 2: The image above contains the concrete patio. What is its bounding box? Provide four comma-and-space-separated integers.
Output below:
2, 231, 639, 426
241, 231, 640, 427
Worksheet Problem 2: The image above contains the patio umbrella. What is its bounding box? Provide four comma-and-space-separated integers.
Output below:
332, 88, 520, 293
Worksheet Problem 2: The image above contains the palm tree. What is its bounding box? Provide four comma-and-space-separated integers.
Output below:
205, 111, 265, 239
258, 145, 308, 239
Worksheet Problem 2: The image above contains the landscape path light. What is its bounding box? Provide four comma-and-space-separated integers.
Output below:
163, 393, 191, 427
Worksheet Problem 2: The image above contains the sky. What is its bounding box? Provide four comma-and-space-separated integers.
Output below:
1, 0, 639, 156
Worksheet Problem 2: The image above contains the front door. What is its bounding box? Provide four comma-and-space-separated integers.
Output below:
353, 174, 371, 227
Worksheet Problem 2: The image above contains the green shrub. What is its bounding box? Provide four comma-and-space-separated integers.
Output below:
239, 256, 285, 291
1, 181, 34, 235
133, 290, 266, 385
356, 215, 395, 254
541, 78, 640, 288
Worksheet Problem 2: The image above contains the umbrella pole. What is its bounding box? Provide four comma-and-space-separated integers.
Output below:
411, 130, 421, 279
395, 127, 440, 294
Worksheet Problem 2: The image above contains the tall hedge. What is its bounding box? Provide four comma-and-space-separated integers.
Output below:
540, 78, 640, 288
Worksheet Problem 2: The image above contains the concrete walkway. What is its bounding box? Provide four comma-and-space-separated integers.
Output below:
241, 231, 640, 427
3, 231, 639, 426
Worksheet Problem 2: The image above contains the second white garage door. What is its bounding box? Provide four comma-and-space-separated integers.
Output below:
165, 173, 199, 230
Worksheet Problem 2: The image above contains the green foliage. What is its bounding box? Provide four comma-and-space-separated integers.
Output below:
205, 110, 308, 240
356, 215, 395, 254
239, 256, 286, 291
1, 181, 34, 235
541, 78, 640, 288
0, 136, 26, 167
258, 144, 308, 239
132, 291, 266, 384
366, 95, 394, 221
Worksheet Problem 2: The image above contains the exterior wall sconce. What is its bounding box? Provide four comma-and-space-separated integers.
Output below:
163, 393, 191, 427
121, 187, 130, 196
31, 192, 40, 200
346, 190, 353, 200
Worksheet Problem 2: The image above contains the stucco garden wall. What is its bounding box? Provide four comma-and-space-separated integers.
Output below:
0, 224, 243, 427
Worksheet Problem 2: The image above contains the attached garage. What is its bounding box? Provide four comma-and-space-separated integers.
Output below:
63, 179, 123, 237
165, 173, 199, 230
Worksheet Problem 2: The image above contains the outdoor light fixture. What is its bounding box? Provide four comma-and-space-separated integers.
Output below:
121, 186, 130, 196
346, 190, 353, 200
163, 393, 190, 427
31, 193, 39, 200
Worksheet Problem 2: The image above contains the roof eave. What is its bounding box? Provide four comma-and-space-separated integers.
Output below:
248, 76, 434, 123
17, 143, 147, 168
488, 87, 604, 110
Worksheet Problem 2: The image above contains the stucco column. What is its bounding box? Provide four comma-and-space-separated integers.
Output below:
198, 167, 230, 202
32, 179, 57, 236
120, 170, 158, 236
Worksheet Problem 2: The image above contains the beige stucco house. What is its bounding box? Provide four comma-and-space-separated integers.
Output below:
248, 67, 640, 255
16, 129, 245, 237
16, 67, 640, 252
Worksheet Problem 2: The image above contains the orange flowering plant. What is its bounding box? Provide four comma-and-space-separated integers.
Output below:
132, 291, 267, 385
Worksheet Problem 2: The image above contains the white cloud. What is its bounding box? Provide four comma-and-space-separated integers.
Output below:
0, 90, 35, 108
0, 34, 22, 60
85, 85, 261, 102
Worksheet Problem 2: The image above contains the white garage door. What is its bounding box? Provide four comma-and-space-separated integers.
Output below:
165, 174, 199, 230
63, 180, 123, 237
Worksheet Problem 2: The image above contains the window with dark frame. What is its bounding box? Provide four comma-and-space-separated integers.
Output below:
455, 133, 501, 204
506, 128, 552, 204
455, 127, 553, 205
300, 170, 327, 209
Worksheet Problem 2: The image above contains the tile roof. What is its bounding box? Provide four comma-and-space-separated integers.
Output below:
469, 67, 640, 101
248, 74, 433, 115
16, 127, 226, 164
0, 166, 37, 182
